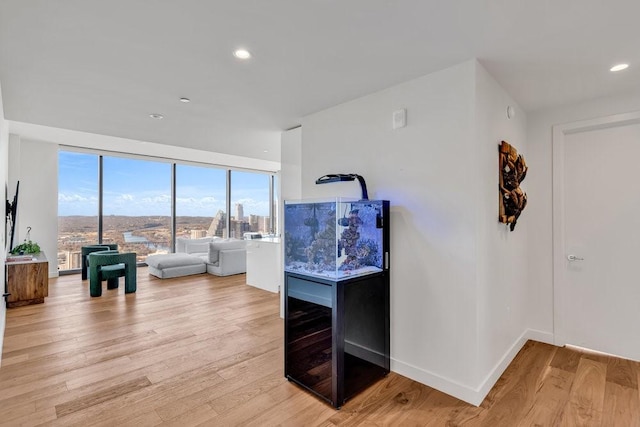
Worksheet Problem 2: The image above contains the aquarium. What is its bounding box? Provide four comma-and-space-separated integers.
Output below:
284, 198, 389, 280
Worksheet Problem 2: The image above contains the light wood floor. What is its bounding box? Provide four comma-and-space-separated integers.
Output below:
1, 269, 639, 426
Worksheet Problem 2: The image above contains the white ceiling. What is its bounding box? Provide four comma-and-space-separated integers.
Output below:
1, 1, 640, 162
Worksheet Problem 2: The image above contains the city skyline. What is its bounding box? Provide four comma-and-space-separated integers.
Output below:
57, 210, 273, 270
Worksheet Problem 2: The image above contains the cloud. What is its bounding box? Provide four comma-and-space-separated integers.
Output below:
141, 194, 171, 204
176, 196, 220, 205
58, 193, 99, 216
174, 196, 225, 216
61, 192, 266, 217
234, 197, 269, 211
200, 196, 219, 204
58, 193, 97, 203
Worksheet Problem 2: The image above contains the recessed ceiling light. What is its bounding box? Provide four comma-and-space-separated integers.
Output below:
233, 49, 251, 59
149, 113, 164, 119
179, 97, 191, 103
610, 63, 629, 72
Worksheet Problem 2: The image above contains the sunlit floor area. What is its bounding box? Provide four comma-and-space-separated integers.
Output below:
1, 269, 639, 426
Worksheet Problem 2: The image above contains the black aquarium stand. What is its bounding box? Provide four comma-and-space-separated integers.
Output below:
284, 270, 390, 408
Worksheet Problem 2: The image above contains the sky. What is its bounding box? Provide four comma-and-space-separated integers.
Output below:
58, 151, 271, 217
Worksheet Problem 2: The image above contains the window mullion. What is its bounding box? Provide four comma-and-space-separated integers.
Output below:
98, 155, 104, 243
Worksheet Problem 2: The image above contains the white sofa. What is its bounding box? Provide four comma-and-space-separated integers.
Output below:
205, 239, 247, 276
147, 237, 247, 278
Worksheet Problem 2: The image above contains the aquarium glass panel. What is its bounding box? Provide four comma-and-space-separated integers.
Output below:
284, 198, 385, 279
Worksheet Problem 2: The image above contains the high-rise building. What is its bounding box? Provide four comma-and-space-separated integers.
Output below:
246, 214, 271, 233
208, 210, 228, 238
230, 219, 250, 239
261, 216, 271, 233
249, 214, 259, 232
58, 250, 82, 271
235, 203, 244, 222
190, 229, 207, 239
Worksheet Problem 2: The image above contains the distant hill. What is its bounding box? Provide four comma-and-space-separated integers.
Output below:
58, 215, 213, 233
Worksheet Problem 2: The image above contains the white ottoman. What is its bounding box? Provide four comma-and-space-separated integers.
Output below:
146, 253, 207, 279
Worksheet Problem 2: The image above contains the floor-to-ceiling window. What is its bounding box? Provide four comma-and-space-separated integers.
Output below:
102, 156, 172, 263
230, 170, 272, 238
175, 164, 227, 240
58, 150, 275, 272
57, 151, 99, 272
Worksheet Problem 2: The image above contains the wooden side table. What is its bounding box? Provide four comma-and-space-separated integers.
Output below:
5, 252, 49, 308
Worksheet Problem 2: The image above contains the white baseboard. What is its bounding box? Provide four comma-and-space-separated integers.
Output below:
391, 328, 556, 406
391, 358, 484, 406
473, 329, 555, 405
526, 328, 555, 345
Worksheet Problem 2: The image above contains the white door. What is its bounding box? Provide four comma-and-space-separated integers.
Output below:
554, 118, 640, 361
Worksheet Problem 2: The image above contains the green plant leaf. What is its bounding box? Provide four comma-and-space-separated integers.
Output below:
10, 240, 41, 255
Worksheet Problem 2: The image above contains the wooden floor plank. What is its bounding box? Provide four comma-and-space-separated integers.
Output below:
0, 400, 37, 426
55, 376, 152, 417
550, 345, 583, 373
209, 368, 284, 414
270, 395, 338, 427
563, 357, 607, 426
516, 366, 574, 426
354, 379, 436, 426
156, 404, 218, 427
470, 341, 556, 425
108, 410, 164, 427
606, 356, 639, 390
2, 268, 640, 426
601, 381, 640, 427
0, 381, 68, 413
0, 407, 57, 427
33, 363, 167, 412
194, 384, 289, 426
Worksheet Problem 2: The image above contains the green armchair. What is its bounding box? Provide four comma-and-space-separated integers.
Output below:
81, 244, 118, 280
88, 251, 137, 297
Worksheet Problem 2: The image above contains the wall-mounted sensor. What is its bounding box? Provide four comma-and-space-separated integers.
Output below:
507, 105, 515, 119
393, 109, 407, 129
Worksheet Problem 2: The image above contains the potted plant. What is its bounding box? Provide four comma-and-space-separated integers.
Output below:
11, 240, 41, 255
10, 226, 41, 255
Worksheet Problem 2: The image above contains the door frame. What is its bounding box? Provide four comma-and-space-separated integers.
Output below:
552, 110, 640, 347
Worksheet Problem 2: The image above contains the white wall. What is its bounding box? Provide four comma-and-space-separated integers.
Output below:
473, 64, 547, 399
0, 82, 8, 365
280, 127, 302, 206
527, 92, 640, 336
8, 137, 59, 277
297, 60, 531, 404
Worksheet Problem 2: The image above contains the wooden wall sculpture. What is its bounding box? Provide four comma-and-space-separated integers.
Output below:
499, 140, 527, 231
